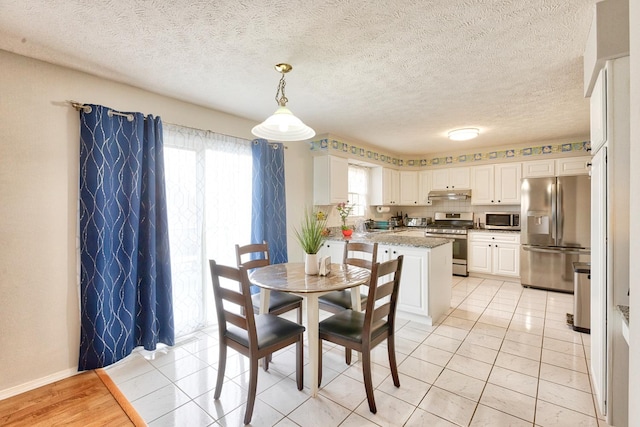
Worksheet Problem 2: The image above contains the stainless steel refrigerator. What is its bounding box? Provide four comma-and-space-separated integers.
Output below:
520, 175, 591, 292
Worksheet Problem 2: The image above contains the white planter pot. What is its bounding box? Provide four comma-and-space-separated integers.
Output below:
305, 253, 319, 275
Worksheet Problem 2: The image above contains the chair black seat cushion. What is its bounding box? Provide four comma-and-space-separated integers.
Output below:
318, 290, 367, 311
319, 310, 389, 344
226, 314, 305, 350
252, 291, 302, 312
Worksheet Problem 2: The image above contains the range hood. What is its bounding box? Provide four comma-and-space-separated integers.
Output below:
428, 189, 471, 201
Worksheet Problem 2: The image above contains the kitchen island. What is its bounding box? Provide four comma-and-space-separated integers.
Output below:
318, 230, 452, 325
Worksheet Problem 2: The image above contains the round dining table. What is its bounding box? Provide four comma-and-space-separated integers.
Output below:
248, 262, 371, 397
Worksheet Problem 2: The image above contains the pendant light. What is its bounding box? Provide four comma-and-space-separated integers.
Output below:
251, 63, 316, 142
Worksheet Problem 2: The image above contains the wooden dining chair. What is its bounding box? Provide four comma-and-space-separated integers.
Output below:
209, 260, 305, 425
318, 255, 404, 414
318, 241, 377, 313
318, 241, 377, 364
235, 242, 303, 324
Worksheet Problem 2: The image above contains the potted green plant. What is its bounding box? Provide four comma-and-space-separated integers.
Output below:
336, 203, 354, 237
293, 208, 328, 275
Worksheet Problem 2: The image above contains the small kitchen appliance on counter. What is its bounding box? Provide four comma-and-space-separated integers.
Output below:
405, 217, 431, 227
424, 212, 474, 276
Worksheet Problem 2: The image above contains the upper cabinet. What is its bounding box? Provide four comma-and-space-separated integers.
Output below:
522, 157, 590, 178
313, 155, 348, 205
370, 167, 400, 205
431, 167, 470, 190
471, 163, 521, 205
590, 68, 607, 154
556, 157, 591, 176
522, 159, 556, 177
418, 170, 433, 206
398, 170, 419, 205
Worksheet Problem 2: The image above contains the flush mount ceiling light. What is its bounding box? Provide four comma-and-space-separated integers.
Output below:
448, 128, 479, 141
251, 63, 316, 142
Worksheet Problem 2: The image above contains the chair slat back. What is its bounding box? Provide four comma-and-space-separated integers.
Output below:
235, 242, 270, 270
343, 241, 378, 271
209, 260, 258, 346
363, 256, 403, 335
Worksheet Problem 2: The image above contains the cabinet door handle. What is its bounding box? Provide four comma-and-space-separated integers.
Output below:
586, 162, 592, 168
498, 200, 501, 203
393, 250, 397, 254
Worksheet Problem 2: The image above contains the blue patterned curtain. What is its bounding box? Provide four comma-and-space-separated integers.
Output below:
251, 139, 288, 264
78, 104, 174, 370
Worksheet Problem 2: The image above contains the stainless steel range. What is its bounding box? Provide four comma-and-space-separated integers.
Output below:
425, 212, 474, 277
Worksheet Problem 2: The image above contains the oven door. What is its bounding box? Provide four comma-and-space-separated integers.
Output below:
425, 233, 468, 276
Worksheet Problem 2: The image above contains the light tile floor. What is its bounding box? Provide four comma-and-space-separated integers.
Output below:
106, 276, 610, 426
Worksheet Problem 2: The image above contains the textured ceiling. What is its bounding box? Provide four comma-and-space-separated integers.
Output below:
0, 0, 596, 155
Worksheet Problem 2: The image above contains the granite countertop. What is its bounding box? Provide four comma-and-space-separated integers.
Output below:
324, 230, 453, 249
617, 305, 629, 326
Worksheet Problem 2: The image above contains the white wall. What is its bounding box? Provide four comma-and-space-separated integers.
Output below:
0, 49, 313, 395
628, 0, 640, 425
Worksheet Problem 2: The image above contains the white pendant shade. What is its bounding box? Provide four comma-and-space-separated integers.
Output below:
251, 106, 316, 141
448, 128, 479, 141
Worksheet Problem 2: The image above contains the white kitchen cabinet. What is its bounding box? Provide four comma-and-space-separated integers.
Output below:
495, 163, 521, 204
399, 170, 419, 205
556, 157, 590, 176
370, 167, 399, 205
313, 155, 349, 205
471, 163, 521, 205
387, 245, 427, 316
522, 159, 555, 177
468, 232, 520, 277
522, 157, 590, 178
590, 66, 607, 154
431, 167, 470, 190
378, 242, 452, 325
588, 57, 630, 425
470, 165, 494, 205
318, 240, 345, 261
468, 239, 492, 274
418, 170, 433, 205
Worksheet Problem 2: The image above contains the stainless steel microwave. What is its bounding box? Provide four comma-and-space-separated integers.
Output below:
485, 212, 520, 230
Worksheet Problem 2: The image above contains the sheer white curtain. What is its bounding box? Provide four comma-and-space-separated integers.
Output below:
163, 124, 252, 337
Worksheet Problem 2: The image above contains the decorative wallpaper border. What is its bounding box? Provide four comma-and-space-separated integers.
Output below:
309, 138, 591, 168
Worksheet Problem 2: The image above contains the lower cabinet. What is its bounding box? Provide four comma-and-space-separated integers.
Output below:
318, 240, 345, 262
380, 245, 428, 317
468, 232, 520, 277
320, 240, 452, 324
379, 243, 452, 324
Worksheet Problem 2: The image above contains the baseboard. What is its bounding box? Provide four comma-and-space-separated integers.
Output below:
397, 311, 433, 326
0, 367, 78, 400
468, 272, 521, 283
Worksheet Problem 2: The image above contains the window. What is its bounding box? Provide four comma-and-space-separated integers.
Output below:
348, 164, 369, 217
164, 124, 252, 337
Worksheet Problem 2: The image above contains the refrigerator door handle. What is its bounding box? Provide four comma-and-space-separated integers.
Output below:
522, 246, 590, 255
551, 180, 557, 244
556, 179, 563, 245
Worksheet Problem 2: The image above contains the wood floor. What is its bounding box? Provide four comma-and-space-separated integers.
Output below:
0, 371, 142, 426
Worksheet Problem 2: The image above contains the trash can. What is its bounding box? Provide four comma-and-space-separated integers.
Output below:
572, 262, 591, 333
